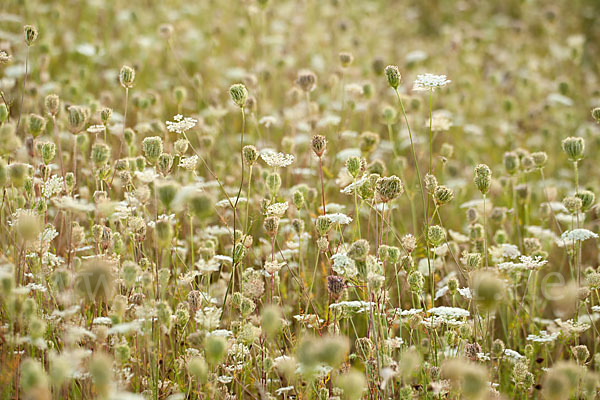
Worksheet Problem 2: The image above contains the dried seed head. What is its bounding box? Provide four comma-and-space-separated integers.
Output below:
327, 275, 346, 300
562, 195, 582, 214
296, 69, 317, 92
531, 151, 548, 168
67, 105, 86, 134
575, 190, 595, 211
591, 107, 600, 123
346, 156, 362, 178
428, 225, 446, 246
100, 107, 112, 125
348, 239, 370, 261
424, 173, 438, 193
311, 134, 327, 157
376, 175, 404, 202
263, 215, 280, 237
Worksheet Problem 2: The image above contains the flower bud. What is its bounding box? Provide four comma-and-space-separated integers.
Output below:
100, 107, 112, 125
346, 156, 362, 178
27, 114, 46, 137
242, 144, 259, 165
434, 185, 454, 205
531, 151, 548, 168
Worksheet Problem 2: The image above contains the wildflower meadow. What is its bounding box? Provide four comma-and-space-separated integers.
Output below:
1, 1, 600, 399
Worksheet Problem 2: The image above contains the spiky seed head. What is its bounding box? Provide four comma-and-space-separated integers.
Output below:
24, 25, 38, 46
571, 345, 589, 365
142, 136, 163, 164
591, 107, 600, 123
229, 83, 248, 107
44, 94, 60, 116
316, 215, 333, 236
119, 65, 135, 88
263, 216, 279, 237
503, 152, 519, 175
474, 164, 491, 194
428, 225, 446, 246
347, 239, 370, 261
327, 275, 346, 300
339, 52, 354, 67
157, 153, 173, 176
376, 175, 404, 202
100, 107, 112, 125
40, 141, 56, 165
91, 142, 110, 166
575, 190, 595, 212
174, 138, 189, 155
434, 185, 454, 205
561, 136, 585, 162
67, 105, 86, 134
346, 156, 362, 178
385, 65, 401, 89
266, 172, 281, 196
296, 70, 317, 92
311, 134, 327, 157
531, 151, 548, 168
157, 180, 178, 210
424, 173, 438, 193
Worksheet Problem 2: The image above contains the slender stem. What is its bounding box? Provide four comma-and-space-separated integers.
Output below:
16, 47, 30, 134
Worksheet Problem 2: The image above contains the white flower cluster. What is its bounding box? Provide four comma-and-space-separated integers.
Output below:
498, 255, 547, 271
42, 175, 64, 198
560, 229, 598, 244
266, 202, 289, 216
260, 150, 295, 168
325, 213, 352, 225
179, 155, 199, 170
413, 73, 451, 91
166, 114, 198, 134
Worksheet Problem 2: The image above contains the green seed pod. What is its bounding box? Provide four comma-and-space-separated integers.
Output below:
91, 142, 110, 166
521, 155, 535, 171
474, 164, 491, 194
266, 172, 281, 197
316, 215, 333, 236
346, 156, 362, 178
142, 136, 163, 164
434, 185, 454, 205
385, 65, 401, 89
503, 152, 519, 175
44, 94, 60, 116
359, 131, 380, 153
591, 107, 600, 123
65, 172, 75, 192
311, 134, 327, 157
40, 141, 56, 165
24, 25, 39, 46
347, 239, 370, 261
382, 105, 396, 123
8, 162, 30, 188
407, 270, 424, 293
157, 153, 173, 175
428, 225, 446, 246
229, 83, 248, 108
531, 151, 547, 168
424, 173, 438, 194
376, 175, 404, 202
67, 105, 86, 134
205, 335, 227, 365
174, 86, 187, 104
188, 356, 208, 383
27, 114, 46, 137
292, 190, 304, 209
561, 136, 584, 162
155, 219, 173, 245
575, 190, 595, 212
157, 180, 178, 210
242, 144, 259, 165
100, 107, 112, 125
119, 65, 135, 88
0, 104, 7, 123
